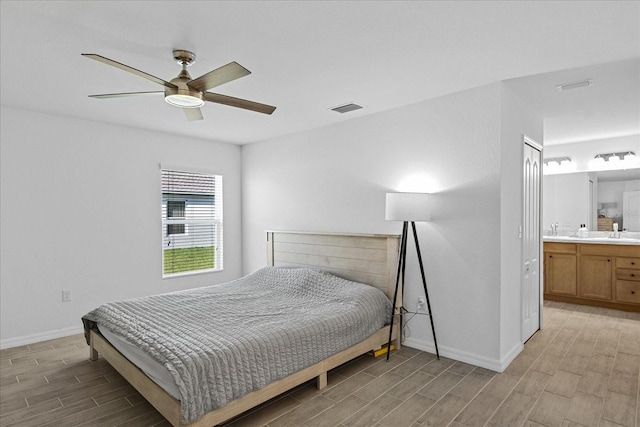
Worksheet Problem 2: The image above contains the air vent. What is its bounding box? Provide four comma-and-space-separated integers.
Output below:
556, 79, 593, 91
331, 103, 363, 114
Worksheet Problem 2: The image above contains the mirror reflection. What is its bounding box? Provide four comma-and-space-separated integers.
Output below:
543, 168, 640, 233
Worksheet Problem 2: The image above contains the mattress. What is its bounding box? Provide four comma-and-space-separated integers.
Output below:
83, 267, 391, 422
98, 325, 180, 399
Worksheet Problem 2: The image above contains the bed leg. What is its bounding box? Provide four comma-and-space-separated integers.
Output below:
317, 372, 327, 390
90, 346, 98, 361
89, 334, 99, 361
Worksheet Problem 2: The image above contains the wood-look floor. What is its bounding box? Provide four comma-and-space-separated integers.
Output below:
1, 302, 638, 427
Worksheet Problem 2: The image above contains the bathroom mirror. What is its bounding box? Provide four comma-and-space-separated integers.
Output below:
543, 168, 640, 232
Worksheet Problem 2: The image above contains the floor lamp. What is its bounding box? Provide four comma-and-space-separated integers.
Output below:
385, 192, 439, 360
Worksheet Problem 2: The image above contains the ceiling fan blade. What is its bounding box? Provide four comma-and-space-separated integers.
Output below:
183, 107, 204, 121
88, 91, 164, 99
188, 62, 251, 92
204, 92, 276, 115
82, 54, 177, 89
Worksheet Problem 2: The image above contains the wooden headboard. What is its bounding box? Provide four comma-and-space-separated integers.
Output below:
266, 230, 400, 299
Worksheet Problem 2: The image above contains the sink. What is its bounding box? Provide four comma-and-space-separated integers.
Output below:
587, 237, 640, 242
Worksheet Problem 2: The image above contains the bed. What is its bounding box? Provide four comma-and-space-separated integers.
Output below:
83, 231, 401, 426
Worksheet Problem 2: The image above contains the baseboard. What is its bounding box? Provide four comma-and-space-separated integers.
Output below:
402, 337, 523, 372
498, 341, 524, 372
0, 325, 84, 350
2, 327, 524, 373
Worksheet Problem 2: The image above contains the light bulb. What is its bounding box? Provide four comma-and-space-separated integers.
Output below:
590, 156, 606, 170
544, 161, 560, 175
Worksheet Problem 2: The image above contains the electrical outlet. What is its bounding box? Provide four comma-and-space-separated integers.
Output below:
416, 297, 425, 312
62, 289, 72, 302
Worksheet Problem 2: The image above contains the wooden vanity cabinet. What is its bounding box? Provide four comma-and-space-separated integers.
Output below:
544, 243, 577, 296
578, 255, 612, 300
616, 257, 640, 304
544, 242, 639, 311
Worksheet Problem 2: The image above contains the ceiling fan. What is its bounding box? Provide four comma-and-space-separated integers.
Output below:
82, 49, 276, 121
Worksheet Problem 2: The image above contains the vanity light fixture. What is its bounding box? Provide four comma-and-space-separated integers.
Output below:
590, 151, 638, 170
543, 156, 575, 174
594, 151, 636, 162
543, 156, 572, 166
556, 79, 593, 91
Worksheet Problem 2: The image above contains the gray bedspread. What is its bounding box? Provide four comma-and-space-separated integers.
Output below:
82, 267, 391, 422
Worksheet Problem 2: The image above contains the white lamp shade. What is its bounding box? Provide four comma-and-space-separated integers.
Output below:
385, 192, 431, 221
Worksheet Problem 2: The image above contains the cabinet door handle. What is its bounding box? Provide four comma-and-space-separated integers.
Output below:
632, 262, 636, 265
632, 291, 636, 295
632, 274, 636, 277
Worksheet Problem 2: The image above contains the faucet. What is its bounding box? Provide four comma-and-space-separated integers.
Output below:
551, 222, 559, 236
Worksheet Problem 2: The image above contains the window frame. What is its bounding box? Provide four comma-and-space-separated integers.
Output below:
161, 168, 223, 278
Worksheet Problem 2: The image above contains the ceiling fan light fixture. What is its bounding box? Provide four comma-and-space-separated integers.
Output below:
165, 91, 204, 108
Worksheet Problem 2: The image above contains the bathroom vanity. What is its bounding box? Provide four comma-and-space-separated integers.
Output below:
544, 237, 640, 311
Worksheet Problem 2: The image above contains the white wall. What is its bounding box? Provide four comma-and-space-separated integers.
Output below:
242, 82, 542, 371
1, 81, 543, 369
499, 84, 544, 362
0, 106, 243, 348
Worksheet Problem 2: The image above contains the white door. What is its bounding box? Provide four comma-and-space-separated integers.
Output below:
588, 179, 596, 232
522, 137, 542, 342
623, 191, 640, 231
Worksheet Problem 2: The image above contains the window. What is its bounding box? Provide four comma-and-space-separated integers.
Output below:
161, 169, 223, 276
166, 200, 186, 235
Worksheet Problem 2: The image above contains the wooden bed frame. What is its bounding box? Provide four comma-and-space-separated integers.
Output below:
89, 230, 400, 426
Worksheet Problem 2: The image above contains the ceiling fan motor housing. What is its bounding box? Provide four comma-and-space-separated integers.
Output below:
165, 69, 204, 108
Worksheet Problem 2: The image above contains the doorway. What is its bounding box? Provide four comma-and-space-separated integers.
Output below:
522, 136, 542, 342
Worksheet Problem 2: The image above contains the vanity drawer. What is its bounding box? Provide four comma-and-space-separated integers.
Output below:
544, 243, 577, 254
616, 280, 640, 304
617, 269, 640, 281
617, 257, 640, 270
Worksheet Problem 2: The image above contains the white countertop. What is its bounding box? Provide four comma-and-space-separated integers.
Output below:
544, 236, 640, 246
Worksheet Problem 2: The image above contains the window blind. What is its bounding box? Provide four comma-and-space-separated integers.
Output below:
161, 169, 223, 275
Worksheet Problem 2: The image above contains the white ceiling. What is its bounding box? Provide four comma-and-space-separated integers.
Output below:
1, 1, 639, 145
505, 58, 639, 145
